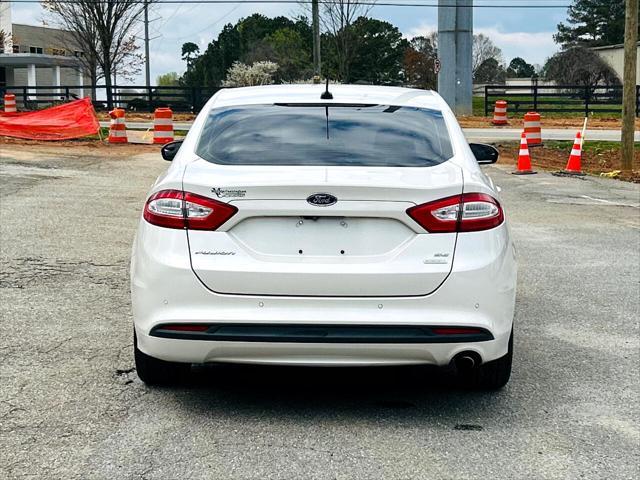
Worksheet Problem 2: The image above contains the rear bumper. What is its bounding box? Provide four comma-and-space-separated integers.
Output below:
131, 221, 517, 366
136, 329, 510, 367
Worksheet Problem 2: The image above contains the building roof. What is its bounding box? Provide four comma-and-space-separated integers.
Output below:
210, 84, 446, 110
591, 42, 640, 51
11, 22, 69, 33
0, 53, 80, 68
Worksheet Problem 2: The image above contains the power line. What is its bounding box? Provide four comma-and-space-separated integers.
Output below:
155, 3, 185, 31
165, 3, 244, 41
4, 0, 573, 8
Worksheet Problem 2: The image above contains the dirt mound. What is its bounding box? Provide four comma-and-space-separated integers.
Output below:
497, 143, 640, 183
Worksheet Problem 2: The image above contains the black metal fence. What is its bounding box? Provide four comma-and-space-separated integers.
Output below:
0, 85, 220, 112
484, 84, 640, 117
3, 83, 639, 116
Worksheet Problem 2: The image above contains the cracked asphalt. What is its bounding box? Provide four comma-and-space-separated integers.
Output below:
1, 144, 638, 479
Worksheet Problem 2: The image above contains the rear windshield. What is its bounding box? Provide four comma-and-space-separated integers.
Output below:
196, 104, 453, 167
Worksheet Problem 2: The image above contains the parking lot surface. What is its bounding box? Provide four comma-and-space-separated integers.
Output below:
1, 145, 639, 479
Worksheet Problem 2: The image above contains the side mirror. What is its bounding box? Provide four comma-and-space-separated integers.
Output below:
469, 143, 499, 164
161, 140, 183, 161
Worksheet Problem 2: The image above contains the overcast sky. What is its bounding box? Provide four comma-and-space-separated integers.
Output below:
10, 1, 569, 84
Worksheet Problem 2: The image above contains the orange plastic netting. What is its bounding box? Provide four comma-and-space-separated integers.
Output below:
0, 97, 100, 140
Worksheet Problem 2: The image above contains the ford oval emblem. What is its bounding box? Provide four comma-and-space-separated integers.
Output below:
307, 193, 337, 207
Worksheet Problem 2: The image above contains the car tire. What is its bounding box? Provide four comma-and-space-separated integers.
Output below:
460, 330, 513, 390
134, 332, 190, 386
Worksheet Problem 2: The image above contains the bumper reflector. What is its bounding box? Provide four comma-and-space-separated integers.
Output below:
431, 327, 484, 335
161, 324, 210, 332
150, 324, 494, 343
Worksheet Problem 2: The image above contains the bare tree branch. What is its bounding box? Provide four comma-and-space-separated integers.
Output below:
472, 33, 503, 75
323, 0, 375, 81
42, 0, 149, 101
299, 0, 374, 81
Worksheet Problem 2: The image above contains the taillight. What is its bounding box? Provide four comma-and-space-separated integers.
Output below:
183, 192, 238, 230
407, 193, 503, 233
144, 190, 185, 229
143, 189, 238, 230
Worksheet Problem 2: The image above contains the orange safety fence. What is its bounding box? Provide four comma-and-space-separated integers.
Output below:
0, 97, 100, 140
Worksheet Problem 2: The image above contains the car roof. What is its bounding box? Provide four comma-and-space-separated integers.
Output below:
208, 84, 450, 111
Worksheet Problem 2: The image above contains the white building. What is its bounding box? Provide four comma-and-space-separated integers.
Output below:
0, 2, 90, 105
592, 42, 640, 83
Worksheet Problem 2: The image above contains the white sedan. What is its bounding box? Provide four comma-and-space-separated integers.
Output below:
131, 84, 517, 389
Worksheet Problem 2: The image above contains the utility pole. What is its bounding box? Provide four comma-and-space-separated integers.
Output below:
437, 0, 473, 115
312, 0, 321, 82
621, 0, 638, 172
144, 0, 151, 88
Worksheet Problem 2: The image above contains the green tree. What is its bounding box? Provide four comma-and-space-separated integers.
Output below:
183, 14, 313, 87
156, 71, 180, 86
264, 28, 312, 81
321, 0, 374, 82
346, 17, 409, 84
403, 36, 438, 90
319, 31, 339, 80
554, 0, 627, 47
154, 71, 180, 104
183, 22, 240, 87
473, 58, 506, 84
181, 42, 200, 70
244, 23, 313, 82
506, 57, 535, 78
237, 14, 294, 56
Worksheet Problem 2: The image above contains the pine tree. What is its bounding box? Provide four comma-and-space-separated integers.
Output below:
554, 0, 627, 47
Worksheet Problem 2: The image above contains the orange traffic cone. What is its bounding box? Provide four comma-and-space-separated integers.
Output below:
564, 131, 585, 175
108, 108, 128, 144
491, 100, 508, 125
153, 107, 174, 144
3, 94, 17, 113
523, 111, 543, 146
512, 132, 536, 175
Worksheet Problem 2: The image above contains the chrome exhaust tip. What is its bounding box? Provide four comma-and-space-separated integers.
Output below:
453, 352, 480, 372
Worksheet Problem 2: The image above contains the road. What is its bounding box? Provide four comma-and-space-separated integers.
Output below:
463, 127, 638, 143
1, 145, 639, 479
98, 121, 637, 143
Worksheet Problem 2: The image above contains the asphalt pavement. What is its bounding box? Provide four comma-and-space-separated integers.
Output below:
1, 145, 639, 479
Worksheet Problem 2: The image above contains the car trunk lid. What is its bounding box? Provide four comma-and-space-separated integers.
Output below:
184, 159, 463, 297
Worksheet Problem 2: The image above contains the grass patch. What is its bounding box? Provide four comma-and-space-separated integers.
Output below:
82, 127, 110, 141
472, 96, 485, 115
537, 140, 636, 154
494, 140, 635, 153
474, 95, 623, 118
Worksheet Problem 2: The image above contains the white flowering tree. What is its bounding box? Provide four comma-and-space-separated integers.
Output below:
222, 61, 279, 87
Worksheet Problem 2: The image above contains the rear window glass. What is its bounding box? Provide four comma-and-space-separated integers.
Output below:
196, 104, 453, 167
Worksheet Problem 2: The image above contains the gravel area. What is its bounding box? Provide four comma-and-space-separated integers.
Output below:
1, 145, 638, 479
